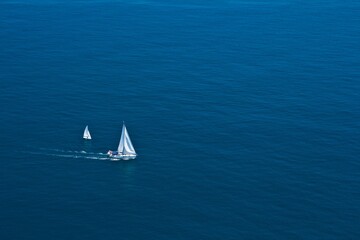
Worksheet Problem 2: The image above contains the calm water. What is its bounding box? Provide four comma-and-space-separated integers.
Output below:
1, 0, 359, 239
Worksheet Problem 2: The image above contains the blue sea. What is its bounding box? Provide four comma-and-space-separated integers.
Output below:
0, 0, 359, 239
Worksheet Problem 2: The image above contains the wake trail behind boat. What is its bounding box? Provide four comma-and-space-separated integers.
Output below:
25, 148, 109, 160
38, 148, 105, 155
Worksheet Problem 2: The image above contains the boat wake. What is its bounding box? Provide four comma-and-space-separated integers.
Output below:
25, 148, 109, 160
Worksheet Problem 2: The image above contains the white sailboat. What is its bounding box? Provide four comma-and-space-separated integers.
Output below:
107, 123, 137, 160
83, 125, 92, 140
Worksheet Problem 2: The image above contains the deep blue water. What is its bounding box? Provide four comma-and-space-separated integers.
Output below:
1, 0, 360, 239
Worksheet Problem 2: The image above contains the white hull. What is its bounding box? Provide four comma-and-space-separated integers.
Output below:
108, 153, 137, 161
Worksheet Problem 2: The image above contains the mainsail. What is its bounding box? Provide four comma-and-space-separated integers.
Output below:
83, 125, 92, 140
118, 123, 136, 155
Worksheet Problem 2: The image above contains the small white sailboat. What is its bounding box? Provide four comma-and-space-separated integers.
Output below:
83, 125, 92, 140
107, 123, 137, 160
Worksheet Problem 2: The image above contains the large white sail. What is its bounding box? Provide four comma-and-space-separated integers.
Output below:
83, 125, 92, 140
123, 126, 136, 155
117, 124, 125, 152
117, 123, 136, 155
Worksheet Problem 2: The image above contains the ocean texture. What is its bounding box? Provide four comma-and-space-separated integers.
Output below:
0, 1, 359, 239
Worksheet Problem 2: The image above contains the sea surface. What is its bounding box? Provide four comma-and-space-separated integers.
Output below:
0, 0, 359, 239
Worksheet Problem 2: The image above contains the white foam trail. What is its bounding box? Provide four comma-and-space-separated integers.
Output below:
48, 153, 109, 160
38, 148, 105, 155
26, 149, 109, 160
